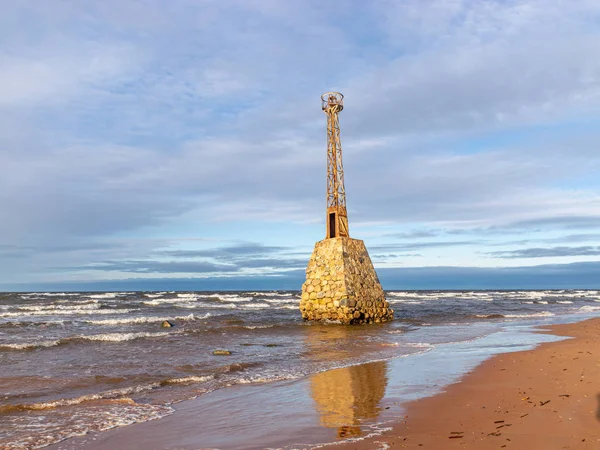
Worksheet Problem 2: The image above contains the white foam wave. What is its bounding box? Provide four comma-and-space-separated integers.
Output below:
176, 302, 237, 309
86, 293, 125, 299
240, 303, 270, 309
387, 292, 444, 300
142, 297, 197, 306
80, 331, 176, 342
0, 308, 135, 318
216, 294, 253, 302
17, 302, 99, 312
4, 402, 174, 450
84, 313, 207, 326
6, 383, 162, 411
0, 330, 178, 350
264, 298, 298, 304
0, 340, 61, 350
176, 293, 199, 299
405, 342, 435, 349
556, 300, 573, 304
579, 305, 600, 312
249, 292, 295, 297
164, 375, 214, 385
504, 311, 555, 318
235, 374, 298, 384
25, 292, 80, 297
516, 292, 543, 300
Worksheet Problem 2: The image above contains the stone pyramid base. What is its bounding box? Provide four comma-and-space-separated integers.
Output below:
299, 237, 394, 324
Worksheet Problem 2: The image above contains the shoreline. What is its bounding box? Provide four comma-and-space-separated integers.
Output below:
337, 317, 600, 449
44, 316, 599, 450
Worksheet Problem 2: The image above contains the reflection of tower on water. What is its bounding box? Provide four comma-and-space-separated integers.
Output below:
310, 361, 387, 438
306, 327, 388, 439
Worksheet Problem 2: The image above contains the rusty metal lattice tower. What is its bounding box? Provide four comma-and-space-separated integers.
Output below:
322, 92, 349, 239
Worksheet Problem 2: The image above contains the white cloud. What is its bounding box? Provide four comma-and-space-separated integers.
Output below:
1, 0, 600, 284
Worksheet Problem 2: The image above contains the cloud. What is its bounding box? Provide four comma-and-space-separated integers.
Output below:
160, 244, 289, 259
3, 261, 600, 292
502, 216, 600, 231
384, 230, 441, 239
2, 1, 600, 285
83, 260, 238, 274
487, 246, 600, 259
66, 242, 307, 275
371, 241, 483, 252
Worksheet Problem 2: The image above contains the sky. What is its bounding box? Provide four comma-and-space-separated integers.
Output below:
1, 0, 600, 291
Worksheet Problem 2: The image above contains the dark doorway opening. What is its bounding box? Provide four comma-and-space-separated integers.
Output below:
329, 212, 336, 238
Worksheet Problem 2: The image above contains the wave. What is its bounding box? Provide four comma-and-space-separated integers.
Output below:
23, 292, 80, 297
2, 401, 173, 450
142, 297, 198, 306
387, 292, 443, 300
0, 383, 162, 413
248, 292, 296, 298
16, 301, 100, 312
404, 342, 435, 349
176, 302, 237, 309
0, 308, 135, 318
215, 294, 253, 302
474, 314, 505, 319
579, 305, 600, 312
77, 331, 176, 342
84, 313, 208, 326
162, 375, 215, 385
176, 293, 200, 299
234, 374, 299, 385
240, 324, 274, 330
504, 311, 555, 318
264, 298, 298, 304
0, 340, 62, 350
239, 303, 271, 309
0, 331, 179, 351
1, 373, 217, 413
85, 293, 125, 299
0, 319, 68, 328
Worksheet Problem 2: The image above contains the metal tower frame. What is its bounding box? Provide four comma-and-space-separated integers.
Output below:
321, 92, 349, 239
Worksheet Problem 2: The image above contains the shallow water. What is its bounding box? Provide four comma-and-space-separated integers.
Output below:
1, 290, 599, 448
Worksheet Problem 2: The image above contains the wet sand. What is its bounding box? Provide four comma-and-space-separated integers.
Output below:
340, 317, 600, 449
48, 318, 600, 450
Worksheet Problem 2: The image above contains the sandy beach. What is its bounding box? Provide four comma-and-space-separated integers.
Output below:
339, 317, 600, 449
43, 316, 600, 450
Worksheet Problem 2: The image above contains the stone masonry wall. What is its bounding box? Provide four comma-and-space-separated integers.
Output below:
300, 237, 394, 324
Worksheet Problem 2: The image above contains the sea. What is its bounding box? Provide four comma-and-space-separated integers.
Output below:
2, 289, 600, 449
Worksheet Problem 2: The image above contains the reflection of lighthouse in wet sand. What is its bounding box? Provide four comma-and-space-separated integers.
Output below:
309, 360, 388, 438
